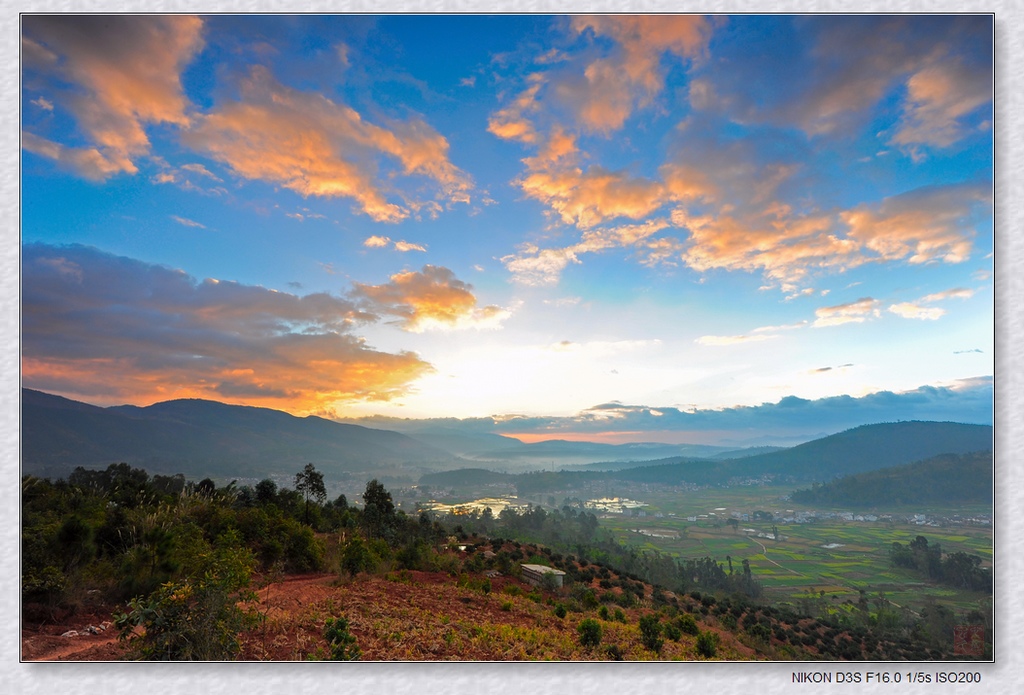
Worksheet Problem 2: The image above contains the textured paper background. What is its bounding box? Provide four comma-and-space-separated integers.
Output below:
4, 2, 1019, 693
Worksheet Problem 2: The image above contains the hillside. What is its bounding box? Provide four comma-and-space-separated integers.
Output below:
21, 388, 457, 480
22, 545, 937, 662
790, 451, 993, 507
609, 421, 993, 487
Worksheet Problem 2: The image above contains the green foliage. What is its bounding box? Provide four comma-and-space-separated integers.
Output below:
340, 538, 378, 577
323, 616, 360, 661
638, 614, 664, 653
695, 630, 720, 658
664, 621, 683, 642
747, 622, 771, 643
889, 535, 991, 593
539, 570, 561, 592
114, 543, 256, 660
677, 613, 700, 636
553, 604, 567, 619
791, 451, 993, 506
362, 479, 397, 540
604, 643, 624, 660
295, 464, 326, 525
578, 618, 602, 648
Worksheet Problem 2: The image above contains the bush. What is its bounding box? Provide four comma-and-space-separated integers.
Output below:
639, 614, 664, 653
604, 643, 624, 661
578, 618, 603, 648
677, 613, 700, 636
664, 621, 683, 642
748, 623, 772, 643
323, 616, 360, 660
696, 630, 720, 658
114, 544, 255, 660
554, 604, 567, 619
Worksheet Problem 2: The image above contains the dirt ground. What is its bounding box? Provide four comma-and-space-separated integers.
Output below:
22, 569, 760, 661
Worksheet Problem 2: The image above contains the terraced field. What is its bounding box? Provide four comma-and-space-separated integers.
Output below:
596, 486, 993, 614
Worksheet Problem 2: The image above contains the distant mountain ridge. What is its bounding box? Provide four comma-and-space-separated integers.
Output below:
425, 420, 993, 493
21, 388, 456, 480
608, 421, 993, 486
22, 390, 993, 487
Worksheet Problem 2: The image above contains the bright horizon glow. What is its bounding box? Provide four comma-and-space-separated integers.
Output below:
20, 14, 993, 444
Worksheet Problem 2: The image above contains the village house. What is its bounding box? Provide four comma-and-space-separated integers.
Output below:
520, 564, 566, 588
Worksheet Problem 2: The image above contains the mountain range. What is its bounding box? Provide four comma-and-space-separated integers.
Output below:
21, 388, 455, 480
21, 389, 993, 487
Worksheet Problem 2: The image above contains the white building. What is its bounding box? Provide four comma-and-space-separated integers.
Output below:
520, 564, 567, 588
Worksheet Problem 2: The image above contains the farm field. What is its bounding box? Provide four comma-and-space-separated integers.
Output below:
592, 486, 993, 616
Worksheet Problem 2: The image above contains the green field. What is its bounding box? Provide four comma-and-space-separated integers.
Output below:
594, 486, 993, 615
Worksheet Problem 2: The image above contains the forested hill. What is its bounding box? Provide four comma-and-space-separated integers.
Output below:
612, 421, 992, 486
789, 451, 993, 507
21, 388, 456, 480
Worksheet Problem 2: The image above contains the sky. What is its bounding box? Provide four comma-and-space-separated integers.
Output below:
20, 13, 995, 445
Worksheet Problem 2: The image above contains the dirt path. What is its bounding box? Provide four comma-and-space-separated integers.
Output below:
22, 620, 124, 661
748, 537, 806, 577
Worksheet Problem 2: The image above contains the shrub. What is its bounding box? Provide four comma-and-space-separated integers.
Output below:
696, 630, 720, 658
677, 613, 700, 636
578, 618, 602, 649
323, 616, 360, 660
554, 604, 567, 619
664, 621, 683, 642
604, 643, 624, 661
114, 544, 255, 660
639, 614, 664, 654
748, 623, 772, 643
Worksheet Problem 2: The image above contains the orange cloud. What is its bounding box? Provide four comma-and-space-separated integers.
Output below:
352, 266, 510, 332
564, 15, 715, 132
186, 66, 471, 222
22, 243, 432, 414
487, 82, 543, 144
891, 58, 992, 155
675, 207, 857, 292
520, 166, 666, 228
21, 15, 204, 180
841, 182, 989, 264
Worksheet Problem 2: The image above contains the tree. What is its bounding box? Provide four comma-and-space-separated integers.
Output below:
255, 479, 278, 505
361, 479, 396, 540
295, 464, 326, 526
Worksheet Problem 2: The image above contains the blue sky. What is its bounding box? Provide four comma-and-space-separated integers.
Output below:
20, 14, 994, 444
